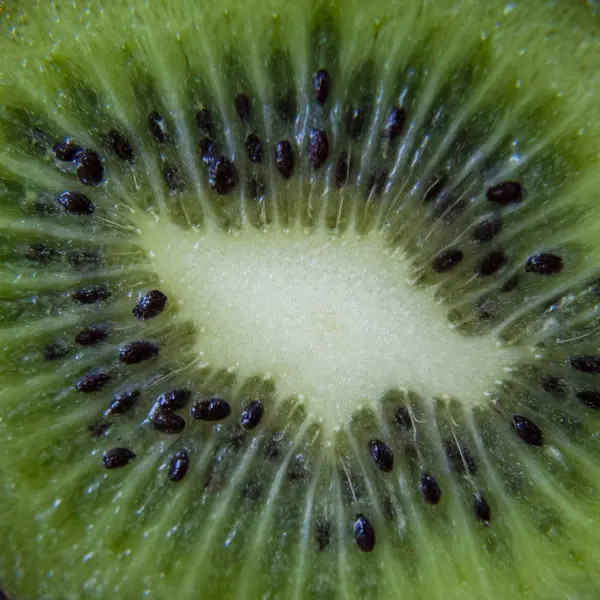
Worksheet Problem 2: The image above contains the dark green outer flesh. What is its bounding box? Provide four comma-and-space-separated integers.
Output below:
1, 1, 600, 599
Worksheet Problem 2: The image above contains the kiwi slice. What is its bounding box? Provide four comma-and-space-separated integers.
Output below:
1, 1, 600, 598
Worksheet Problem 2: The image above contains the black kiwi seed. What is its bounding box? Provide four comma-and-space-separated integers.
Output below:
106, 129, 134, 162
569, 355, 600, 374
157, 389, 191, 412
247, 175, 266, 200
472, 217, 502, 243
345, 107, 365, 139
208, 156, 238, 195
512, 415, 544, 447
195, 107, 213, 134
335, 152, 351, 188
315, 518, 331, 551
353, 514, 376, 552
43, 340, 70, 361
75, 326, 109, 346
168, 450, 190, 482
26, 243, 57, 263
133, 290, 168, 320
486, 181, 523, 205
152, 412, 186, 434
190, 397, 231, 421
419, 473, 442, 505
385, 106, 406, 140
72, 284, 111, 304
119, 341, 159, 364
540, 375, 567, 395
234, 93, 251, 122
198, 136, 218, 166
148, 111, 169, 142
275, 140, 294, 179
395, 405, 413, 431
575, 390, 600, 409
102, 447, 136, 469
474, 492, 492, 525
525, 253, 564, 275
444, 439, 478, 475
431, 248, 464, 273
245, 133, 263, 164
76, 371, 110, 393
423, 176, 446, 202
240, 400, 264, 430
475, 250, 508, 277
107, 389, 141, 415
57, 191, 95, 215
75, 149, 104, 186
52, 139, 83, 161
312, 68, 331, 104
368, 439, 394, 473
308, 129, 329, 169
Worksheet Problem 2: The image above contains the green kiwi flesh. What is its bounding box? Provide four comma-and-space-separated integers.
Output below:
1, 0, 600, 598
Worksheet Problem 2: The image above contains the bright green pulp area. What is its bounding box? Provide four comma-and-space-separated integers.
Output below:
1, 1, 600, 599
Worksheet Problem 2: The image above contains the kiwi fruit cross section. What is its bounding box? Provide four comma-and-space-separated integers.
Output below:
1, 1, 600, 598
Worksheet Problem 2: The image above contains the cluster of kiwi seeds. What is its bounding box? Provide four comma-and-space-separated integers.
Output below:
1, 1, 600, 599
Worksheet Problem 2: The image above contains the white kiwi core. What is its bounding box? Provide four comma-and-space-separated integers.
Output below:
139, 215, 521, 432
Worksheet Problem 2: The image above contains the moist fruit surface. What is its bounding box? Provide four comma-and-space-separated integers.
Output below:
1, 1, 600, 599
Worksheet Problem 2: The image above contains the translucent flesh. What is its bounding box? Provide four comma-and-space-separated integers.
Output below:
1, 1, 600, 599
139, 216, 523, 430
